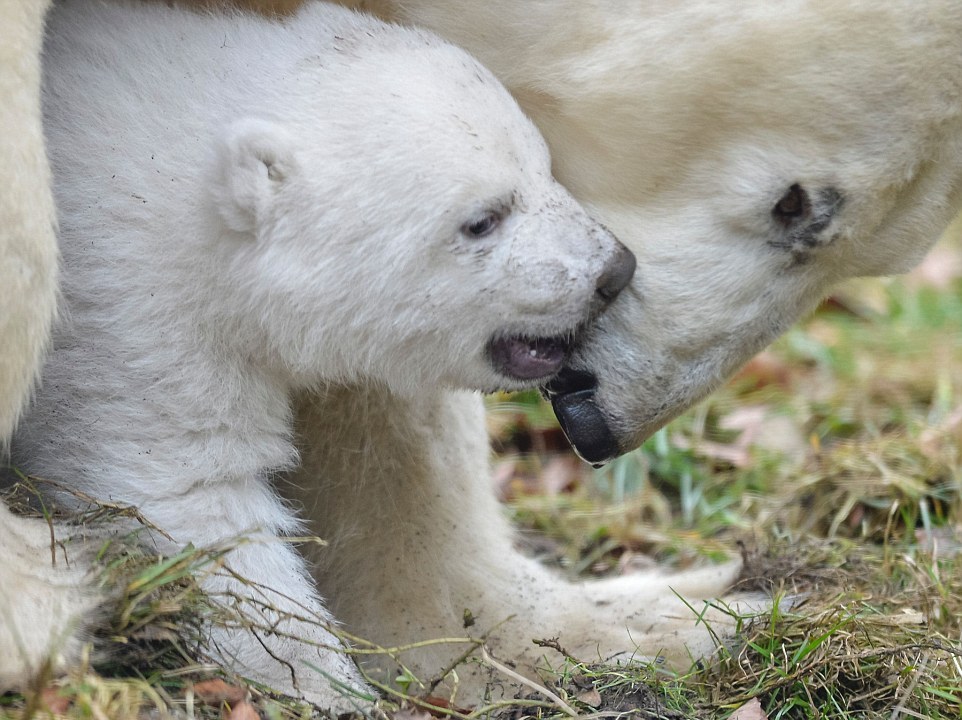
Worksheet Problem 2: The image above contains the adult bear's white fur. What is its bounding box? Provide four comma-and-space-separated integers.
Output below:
0, 0, 97, 690
8, 0, 740, 709
0, 0, 58, 445
366, 0, 962, 460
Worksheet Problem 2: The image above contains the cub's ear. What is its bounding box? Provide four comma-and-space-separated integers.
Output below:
213, 118, 298, 234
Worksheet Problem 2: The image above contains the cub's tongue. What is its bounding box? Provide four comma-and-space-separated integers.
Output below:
542, 368, 620, 467
488, 336, 567, 381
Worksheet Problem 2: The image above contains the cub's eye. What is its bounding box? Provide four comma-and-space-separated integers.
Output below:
462, 210, 501, 238
772, 183, 811, 227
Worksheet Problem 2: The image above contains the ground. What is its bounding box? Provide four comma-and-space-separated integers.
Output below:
3, 225, 961, 719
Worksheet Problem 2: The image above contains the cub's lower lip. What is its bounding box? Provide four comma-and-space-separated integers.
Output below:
488, 335, 569, 381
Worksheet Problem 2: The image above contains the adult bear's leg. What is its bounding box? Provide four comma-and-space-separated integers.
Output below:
0, 502, 100, 690
287, 386, 746, 702
0, 0, 59, 443
0, 0, 91, 692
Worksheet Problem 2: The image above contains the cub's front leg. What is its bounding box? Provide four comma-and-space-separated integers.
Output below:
131, 480, 371, 711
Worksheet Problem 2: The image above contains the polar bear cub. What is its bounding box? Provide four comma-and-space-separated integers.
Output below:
13, 0, 633, 707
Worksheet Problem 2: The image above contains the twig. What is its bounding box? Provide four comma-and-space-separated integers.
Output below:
422, 636, 484, 698
479, 645, 579, 718
533, 637, 585, 666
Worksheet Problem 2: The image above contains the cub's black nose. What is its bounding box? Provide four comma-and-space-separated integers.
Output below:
596, 241, 636, 305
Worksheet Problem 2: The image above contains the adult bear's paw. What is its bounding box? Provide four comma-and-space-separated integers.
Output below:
482, 559, 762, 685
0, 503, 102, 690
345, 554, 768, 704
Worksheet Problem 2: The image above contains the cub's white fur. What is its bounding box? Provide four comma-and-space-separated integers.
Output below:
368, 0, 962, 457
8, 0, 707, 708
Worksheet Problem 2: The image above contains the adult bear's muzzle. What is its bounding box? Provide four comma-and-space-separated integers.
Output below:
542, 367, 620, 466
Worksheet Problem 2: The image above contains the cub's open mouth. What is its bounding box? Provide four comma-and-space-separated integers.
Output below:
487, 334, 571, 381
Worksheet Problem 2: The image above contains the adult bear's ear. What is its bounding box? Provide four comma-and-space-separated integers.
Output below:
214, 118, 299, 234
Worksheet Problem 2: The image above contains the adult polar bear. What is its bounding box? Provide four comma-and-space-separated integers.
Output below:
364, 1, 962, 463
3, 0, 962, 709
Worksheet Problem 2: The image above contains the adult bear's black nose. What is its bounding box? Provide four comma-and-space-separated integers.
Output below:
595, 241, 636, 305
542, 367, 620, 467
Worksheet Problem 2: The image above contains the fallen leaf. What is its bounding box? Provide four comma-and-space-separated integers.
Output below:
421, 696, 473, 716
40, 687, 72, 715
575, 688, 602, 707
537, 455, 585, 495
689, 438, 752, 468
733, 350, 794, 391
846, 503, 866, 529
729, 697, 768, 720
226, 700, 260, 720
192, 679, 247, 706
887, 608, 926, 625
529, 425, 576, 454
685, 405, 807, 468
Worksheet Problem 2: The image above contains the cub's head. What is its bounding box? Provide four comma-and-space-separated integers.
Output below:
209, 22, 634, 395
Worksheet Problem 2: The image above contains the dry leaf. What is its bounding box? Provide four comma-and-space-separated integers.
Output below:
575, 688, 602, 707
728, 697, 768, 720
492, 458, 518, 501
40, 687, 71, 715
887, 608, 926, 625
722, 405, 808, 457
225, 700, 260, 720
421, 696, 473, 716
734, 350, 794, 391
687, 405, 807, 467
192, 679, 247, 706
538, 455, 585, 495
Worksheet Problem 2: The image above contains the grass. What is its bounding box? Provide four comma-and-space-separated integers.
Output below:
3, 229, 962, 719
